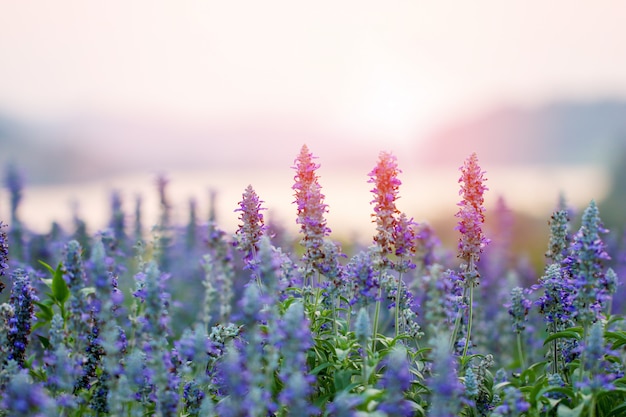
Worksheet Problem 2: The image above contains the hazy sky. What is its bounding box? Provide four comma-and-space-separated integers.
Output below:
1, 1, 626, 145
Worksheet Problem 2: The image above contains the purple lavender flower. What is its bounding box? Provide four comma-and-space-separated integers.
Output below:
464, 366, 479, 399
355, 307, 372, 345
1, 370, 56, 415
216, 344, 251, 417
134, 193, 144, 241
183, 380, 206, 415
536, 263, 575, 330
369, 151, 402, 260
455, 152, 489, 285
234, 185, 267, 268
415, 222, 440, 268
8, 268, 37, 367
393, 213, 417, 271
378, 346, 414, 416
5, 163, 23, 224
427, 332, 463, 417
276, 302, 318, 416
546, 209, 570, 265
0, 222, 7, 294
345, 249, 379, 307
133, 261, 172, 338
564, 200, 611, 327
109, 189, 127, 245
577, 321, 621, 391
186, 197, 199, 250
507, 287, 532, 334
315, 240, 345, 282
491, 387, 530, 417
292, 144, 331, 276
74, 314, 105, 393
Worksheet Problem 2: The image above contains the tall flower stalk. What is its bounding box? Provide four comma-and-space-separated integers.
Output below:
234, 185, 267, 286
392, 213, 417, 337
451, 153, 489, 357
292, 144, 331, 287
368, 151, 401, 347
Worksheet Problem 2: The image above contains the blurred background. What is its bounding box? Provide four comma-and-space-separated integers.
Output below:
1, 1, 626, 265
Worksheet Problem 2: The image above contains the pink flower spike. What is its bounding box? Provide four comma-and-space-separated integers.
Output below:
368, 151, 401, 257
455, 153, 489, 281
292, 145, 331, 274
234, 185, 267, 265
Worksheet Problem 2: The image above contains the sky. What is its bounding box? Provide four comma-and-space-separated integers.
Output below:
1, 1, 626, 145
0, 1, 625, 236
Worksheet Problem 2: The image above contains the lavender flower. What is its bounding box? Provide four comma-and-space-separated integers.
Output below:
0, 222, 7, 294
507, 287, 532, 334
491, 387, 530, 417
464, 366, 478, 399
577, 321, 621, 390
536, 263, 575, 330
427, 332, 463, 417
134, 193, 144, 242
345, 249, 379, 307
1, 370, 56, 416
316, 240, 344, 282
355, 307, 372, 345
5, 163, 23, 224
186, 197, 199, 250
415, 222, 440, 268
393, 213, 417, 272
546, 209, 570, 265
368, 151, 401, 260
109, 189, 127, 245
424, 266, 463, 331
74, 314, 105, 393
183, 380, 206, 416
276, 302, 317, 416
455, 152, 489, 286
564, 200, 611, 327
378, 346, 414, 416
234, 185, 267, 268
292, 144, 331, 277
133, 261, 172, 338
8, 268, 37, 367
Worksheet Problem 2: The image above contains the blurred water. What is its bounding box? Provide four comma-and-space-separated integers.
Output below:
0, 165, 609, 241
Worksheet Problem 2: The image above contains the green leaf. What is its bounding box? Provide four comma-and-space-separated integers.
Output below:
51, 262, 69, 304
607, 402, 626, 417
557, 401, 585, 417
543, 328, 584, 345
38, 260, 55, 275
605, 331, 626, 349
310, 362, 333, 375
34, 301, 54, 322
36, 335, 51, 350
333, 369, 356, 391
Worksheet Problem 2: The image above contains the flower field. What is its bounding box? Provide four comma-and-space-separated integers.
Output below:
0, 145, 625, 417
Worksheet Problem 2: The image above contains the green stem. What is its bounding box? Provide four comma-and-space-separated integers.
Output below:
372, 284, 383, 352
395, 269, 404, 338
578, 324, 589, 385
462, 284, 474, 359
332, 293, 338, 337
553, 338, 558, 375
517, 332, 525, 369
450, 285, 469, 352
361, 343, 369, 388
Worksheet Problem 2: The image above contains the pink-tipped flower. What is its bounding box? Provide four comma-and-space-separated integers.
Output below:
368, 151, 402, 258
393, 213, 417, 272
234, 185, 267, 265
455, 153, 489, 282
292, 145, 330, 269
